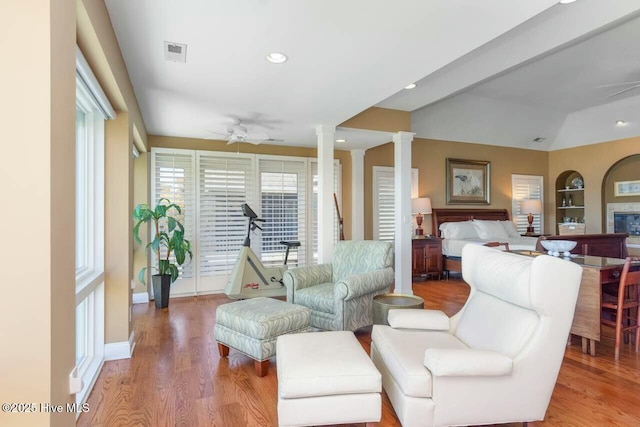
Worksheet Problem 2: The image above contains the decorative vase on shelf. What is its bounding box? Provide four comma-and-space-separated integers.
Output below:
568, 195, 573, 207
562, 196, 566, 207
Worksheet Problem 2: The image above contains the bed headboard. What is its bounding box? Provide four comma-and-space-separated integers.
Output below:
432, 208, 510, 238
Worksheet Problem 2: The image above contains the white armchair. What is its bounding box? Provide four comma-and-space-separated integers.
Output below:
371, 244, 583, 427
283, 240, 394, 331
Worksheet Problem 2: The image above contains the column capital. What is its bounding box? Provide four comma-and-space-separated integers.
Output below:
392, 131, 415, 144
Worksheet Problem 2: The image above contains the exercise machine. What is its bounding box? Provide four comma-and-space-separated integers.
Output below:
224, 203, 300, 299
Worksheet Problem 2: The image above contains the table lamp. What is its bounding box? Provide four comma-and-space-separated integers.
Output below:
411, 197, 432, 236
520, 199, 542, 234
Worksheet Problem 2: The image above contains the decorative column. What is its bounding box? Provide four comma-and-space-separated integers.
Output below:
351, 149, 365, 241
393, 131, 415, 294
316, 125, 336, 263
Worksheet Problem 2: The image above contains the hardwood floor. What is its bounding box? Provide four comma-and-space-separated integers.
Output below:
78, 277, 640, 427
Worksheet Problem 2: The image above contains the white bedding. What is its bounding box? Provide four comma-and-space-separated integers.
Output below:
441, 237, 538, 257
439, 219, 539, 256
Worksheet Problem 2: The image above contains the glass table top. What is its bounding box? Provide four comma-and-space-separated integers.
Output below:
512, 250, 633, 269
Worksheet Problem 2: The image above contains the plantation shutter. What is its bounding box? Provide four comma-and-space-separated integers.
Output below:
151, 149, 196, 281
373, 167, 418, 241
512, 174, 544, 234
309, 160, 340, 265
198, 153, 255, 277
258, 158, 307, 267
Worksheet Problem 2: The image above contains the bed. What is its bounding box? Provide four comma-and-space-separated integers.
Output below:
431, 208, 538, 276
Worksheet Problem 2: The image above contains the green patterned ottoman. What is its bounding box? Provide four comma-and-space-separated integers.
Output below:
215, 297, 311, 377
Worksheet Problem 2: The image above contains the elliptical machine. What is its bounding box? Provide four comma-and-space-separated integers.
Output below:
224, 203, 300, 299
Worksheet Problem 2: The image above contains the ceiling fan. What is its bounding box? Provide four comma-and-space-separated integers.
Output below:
207, 120, 284, 145
597, 80, 640, 98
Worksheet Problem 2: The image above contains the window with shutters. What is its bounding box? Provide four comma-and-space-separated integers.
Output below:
511, 174, 544, 234
151, 149, 196, 282
258, 158, 307, 267
198, 153, 256, 278
372, 167, 419, 241
309, 160, 341, 264
150, 148, 340, 292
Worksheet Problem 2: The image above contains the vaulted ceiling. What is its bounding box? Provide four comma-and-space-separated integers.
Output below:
105, 0, 640, 151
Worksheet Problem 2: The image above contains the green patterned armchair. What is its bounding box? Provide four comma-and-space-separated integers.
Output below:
283, 240, 394, 331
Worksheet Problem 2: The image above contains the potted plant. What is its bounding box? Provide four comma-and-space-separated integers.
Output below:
133, 198, 192, 308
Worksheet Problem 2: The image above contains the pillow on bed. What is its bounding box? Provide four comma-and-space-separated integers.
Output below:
439, 221, 479, 239
472, 219, 510, 240
499, 220, 521, 238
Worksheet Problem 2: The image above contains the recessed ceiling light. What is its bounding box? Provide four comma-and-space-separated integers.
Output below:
404, 83, 417, 90
266, 52, 288, 64
336, 139, 346, 143
616, 120, 627, 126
558, 0, 577, 4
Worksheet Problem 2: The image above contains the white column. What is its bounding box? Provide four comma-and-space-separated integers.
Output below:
316, 125, 335, 263
393, 131, 415, 295
351, 149, 365, 241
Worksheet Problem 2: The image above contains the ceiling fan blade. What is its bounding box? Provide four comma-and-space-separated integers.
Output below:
596, 80, 640, 89
607, 84, 640, 98
246, 132, 269, 140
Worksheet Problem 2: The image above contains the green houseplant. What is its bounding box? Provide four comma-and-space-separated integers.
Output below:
133, 198, 192, 308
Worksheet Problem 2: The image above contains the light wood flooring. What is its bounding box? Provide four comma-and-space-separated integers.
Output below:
78, 277, 640, 426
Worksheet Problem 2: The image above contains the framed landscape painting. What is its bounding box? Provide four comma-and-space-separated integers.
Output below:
446, 158, 491, 205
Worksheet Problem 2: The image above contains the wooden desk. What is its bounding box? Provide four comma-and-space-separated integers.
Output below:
514, 251, 636, 356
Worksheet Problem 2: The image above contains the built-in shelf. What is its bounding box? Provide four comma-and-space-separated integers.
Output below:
559, 206, 585, 209
557, 188, 585, 193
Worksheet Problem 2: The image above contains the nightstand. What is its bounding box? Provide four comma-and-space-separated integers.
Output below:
412, 237, 442, 280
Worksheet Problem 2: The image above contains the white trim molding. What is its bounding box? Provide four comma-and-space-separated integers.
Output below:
104, 331, 136, 361
132, 292, 150, 304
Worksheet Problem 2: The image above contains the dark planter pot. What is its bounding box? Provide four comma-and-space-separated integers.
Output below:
152, 274, 171, 309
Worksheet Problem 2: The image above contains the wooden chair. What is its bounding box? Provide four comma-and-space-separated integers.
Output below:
601, 257, 640, 360
483, 242, 510, 252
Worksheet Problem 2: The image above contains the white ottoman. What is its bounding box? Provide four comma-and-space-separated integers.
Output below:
276, 331, 382, 427
215, 297, 310, 377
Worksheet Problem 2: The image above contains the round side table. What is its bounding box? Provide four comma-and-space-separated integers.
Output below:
373, 293, 425, 326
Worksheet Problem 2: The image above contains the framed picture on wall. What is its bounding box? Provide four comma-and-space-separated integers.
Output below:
446, 158, 491, 204
614, 180, 640, 197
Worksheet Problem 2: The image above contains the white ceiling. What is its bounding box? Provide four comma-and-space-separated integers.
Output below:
105, 0, 640, 152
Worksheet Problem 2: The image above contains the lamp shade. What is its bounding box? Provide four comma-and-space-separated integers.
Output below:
520, 199, 542, 214
411, 197, 432, 214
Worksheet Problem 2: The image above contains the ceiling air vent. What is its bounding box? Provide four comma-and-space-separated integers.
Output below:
163, 41, 187, 63
532, 137, 546, 143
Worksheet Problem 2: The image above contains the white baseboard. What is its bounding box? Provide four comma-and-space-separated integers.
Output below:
132, 292, 150, 304
104, 331, 136, 361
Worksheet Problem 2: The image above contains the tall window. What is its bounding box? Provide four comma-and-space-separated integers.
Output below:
75, 47, 114, 409
512, 174, 544, 234
372, 166, 418, 241
151, 148, 338, 294
259, 158, 307, 267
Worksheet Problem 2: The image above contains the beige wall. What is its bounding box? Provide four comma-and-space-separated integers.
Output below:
77, 0, 147, 346
364, 138, 550, 238
150, 135, 354, 239
340, 106, 412, 132
548, 136, 640, 233
1, 1, 76, 426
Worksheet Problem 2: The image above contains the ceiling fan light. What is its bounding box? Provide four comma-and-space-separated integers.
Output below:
266, 52, 288, 64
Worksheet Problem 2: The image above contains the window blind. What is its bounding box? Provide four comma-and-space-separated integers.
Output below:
258, 159, 307, 267
373, 167, 418, 241
512, 174, 544, 234
198, 154, 255, 276
310, 160, 340, 264
153, 150, 196, 278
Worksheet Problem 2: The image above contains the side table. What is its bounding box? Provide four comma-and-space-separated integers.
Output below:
373, 293, 425, 325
